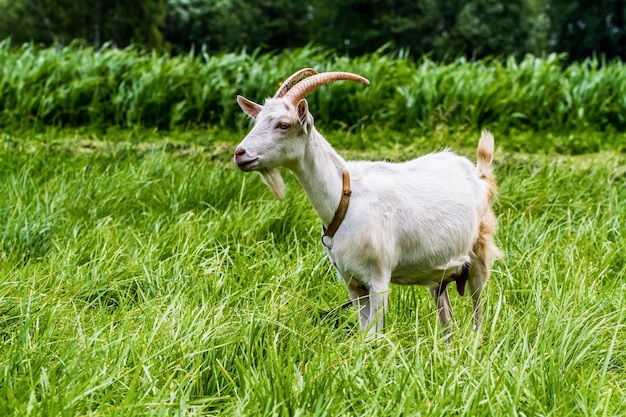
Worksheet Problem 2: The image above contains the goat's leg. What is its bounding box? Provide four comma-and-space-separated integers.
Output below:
469, 209, 501, 333
367, 279, 390, 336
429, 285, 453, 339
347, 280, 370, 332
467, 261, 488, 332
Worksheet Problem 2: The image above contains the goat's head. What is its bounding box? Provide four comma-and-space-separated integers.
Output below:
234, 68, 369, 199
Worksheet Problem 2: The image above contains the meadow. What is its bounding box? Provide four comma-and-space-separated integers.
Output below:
1, 44, 625, 415
1, 125, 625, 416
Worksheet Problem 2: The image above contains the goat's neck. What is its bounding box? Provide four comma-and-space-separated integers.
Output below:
289, 129, 347, 227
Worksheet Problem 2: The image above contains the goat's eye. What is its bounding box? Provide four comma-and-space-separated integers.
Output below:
276, 122, 290, 130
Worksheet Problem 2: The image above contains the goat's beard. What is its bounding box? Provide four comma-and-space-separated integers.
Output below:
259, 168, 285, 200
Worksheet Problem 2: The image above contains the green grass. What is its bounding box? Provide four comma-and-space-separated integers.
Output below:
1, 41, 626, 142
1, 127, 625, 416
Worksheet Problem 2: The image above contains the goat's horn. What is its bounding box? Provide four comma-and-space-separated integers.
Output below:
273, 68, 318, 98
283, 72, 370, 105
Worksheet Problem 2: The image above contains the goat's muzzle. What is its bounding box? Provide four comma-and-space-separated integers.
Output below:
234, 146, 259, 171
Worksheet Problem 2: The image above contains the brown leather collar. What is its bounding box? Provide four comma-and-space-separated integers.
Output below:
322, 171, 351, 248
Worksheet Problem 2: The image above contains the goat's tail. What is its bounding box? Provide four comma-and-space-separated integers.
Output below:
473, 130, 504, 281
476, 130, 497, 202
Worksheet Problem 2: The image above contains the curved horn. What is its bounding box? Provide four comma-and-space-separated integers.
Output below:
283, 72, 370, 105
273, 68, 318, 98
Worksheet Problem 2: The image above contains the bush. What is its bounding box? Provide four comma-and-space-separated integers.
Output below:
0, 41, 625, 133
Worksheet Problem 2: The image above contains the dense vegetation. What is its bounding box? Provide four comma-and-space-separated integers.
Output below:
1, 43, 625, 153
0, 37, 624, 416
1, 0, 624, 61
1, 128, 625, 415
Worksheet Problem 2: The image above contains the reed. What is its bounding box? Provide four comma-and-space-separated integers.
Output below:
1, 41, 625, 138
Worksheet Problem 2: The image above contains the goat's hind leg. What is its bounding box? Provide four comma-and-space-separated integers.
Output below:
430, 284, 453, 340
467, 260, 488, 332
469, 199, 502, 333
469, 216, 501, 333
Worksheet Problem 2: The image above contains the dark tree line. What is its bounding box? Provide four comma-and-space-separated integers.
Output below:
0, 0, 623, 61
0, 0, 166, 50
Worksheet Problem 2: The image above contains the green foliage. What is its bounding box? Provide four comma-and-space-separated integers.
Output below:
166, 0, 258, 54
0, 0, 167, 50
446, 0, 549, 59
548, 0, 626, 62
0, 129, 625, 415
298, 0, 547, 59
1, 42, 626, 148
1, 0, 624, 61
162, 0, 623, 61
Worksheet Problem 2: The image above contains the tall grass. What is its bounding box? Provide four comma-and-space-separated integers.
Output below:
1, 40, 625, 138
1, 128, 625, 415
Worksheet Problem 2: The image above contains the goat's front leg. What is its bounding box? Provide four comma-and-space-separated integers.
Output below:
347, 279, 371, 331
365, 276, 390, 336
347, 277, 390, 335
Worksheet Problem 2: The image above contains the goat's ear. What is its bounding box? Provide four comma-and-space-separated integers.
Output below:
296, 99, 313, 132
296, 99, 309, 123
237, 95, 262, 118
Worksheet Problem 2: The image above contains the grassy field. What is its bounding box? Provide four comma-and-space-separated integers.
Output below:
1, 42, 626, 140
1, 126, 624, 416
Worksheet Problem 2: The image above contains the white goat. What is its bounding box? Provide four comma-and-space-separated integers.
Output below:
234, 68, 501, 337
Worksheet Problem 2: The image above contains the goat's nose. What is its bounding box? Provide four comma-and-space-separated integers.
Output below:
234, 147, 246, 159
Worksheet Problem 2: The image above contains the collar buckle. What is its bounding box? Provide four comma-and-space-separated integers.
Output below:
321, 171, 351, 249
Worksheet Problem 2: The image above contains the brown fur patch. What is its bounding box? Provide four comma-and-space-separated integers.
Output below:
472, 131, 503, 283
347, 278, 368, 295
477, 147, 492, 165
472, 184, 503, 285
